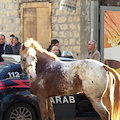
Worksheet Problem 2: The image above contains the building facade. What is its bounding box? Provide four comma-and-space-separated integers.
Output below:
0, 0, 119, 59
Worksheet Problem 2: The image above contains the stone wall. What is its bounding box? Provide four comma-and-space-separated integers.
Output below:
0, 0, 91, 59
51, 0, 91, 59
51, 0, 83, 59
0, 0, 21, 38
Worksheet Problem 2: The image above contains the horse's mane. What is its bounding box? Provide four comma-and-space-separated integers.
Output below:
24, 38, 59, 60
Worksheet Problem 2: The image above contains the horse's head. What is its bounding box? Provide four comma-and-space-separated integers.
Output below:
20, 39, 37, 80
20, 38, 60, 80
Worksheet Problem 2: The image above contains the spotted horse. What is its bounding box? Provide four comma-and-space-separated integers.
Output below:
20, 39, 120, 120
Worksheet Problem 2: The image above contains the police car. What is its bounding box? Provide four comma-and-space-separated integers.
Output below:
0, 55, 99, 120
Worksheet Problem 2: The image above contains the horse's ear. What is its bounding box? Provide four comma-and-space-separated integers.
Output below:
21, 44, 26, 51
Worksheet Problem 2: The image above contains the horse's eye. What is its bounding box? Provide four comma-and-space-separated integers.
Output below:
23, 58, 26, 62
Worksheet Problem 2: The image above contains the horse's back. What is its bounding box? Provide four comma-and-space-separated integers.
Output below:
77, 59, 108, 98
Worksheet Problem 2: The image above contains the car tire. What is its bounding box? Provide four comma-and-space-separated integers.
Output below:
3, 102, 37, 120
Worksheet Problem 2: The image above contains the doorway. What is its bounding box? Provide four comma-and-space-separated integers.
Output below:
21, 2, 51, 49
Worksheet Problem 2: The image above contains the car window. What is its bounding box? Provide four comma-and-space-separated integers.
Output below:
0, 62, 22, 80
7, 66, 22, 78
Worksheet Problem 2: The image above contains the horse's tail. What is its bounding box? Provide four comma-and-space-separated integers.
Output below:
103, 65, 120, 120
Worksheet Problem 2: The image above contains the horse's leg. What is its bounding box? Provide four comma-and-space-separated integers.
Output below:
48, 98, 55, 120
90, 98, 110, 120
37, 97, 48, 120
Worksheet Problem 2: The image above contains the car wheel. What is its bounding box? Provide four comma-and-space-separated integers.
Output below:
3, 102, 37, 120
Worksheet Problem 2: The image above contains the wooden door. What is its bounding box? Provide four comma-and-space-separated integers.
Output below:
21, 2, 51, 49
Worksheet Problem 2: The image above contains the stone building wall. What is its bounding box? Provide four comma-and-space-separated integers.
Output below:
51, 0, 82, 59
0, 0, 91, 59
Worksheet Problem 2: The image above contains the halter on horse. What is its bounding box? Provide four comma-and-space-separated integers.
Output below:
20, 39, 120, 120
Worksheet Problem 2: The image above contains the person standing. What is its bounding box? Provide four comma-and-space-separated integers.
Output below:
50, 45, 59, 56
87, 40, 100, 61
12, 36, 21, 55
0, 34, 13, 61
47, 39, 61, 57
9, 34, 15, 46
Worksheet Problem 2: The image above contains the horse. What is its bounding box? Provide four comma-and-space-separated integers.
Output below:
20, 39, 120, 120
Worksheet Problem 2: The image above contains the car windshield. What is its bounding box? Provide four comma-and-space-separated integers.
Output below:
0, 62, 8, 73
